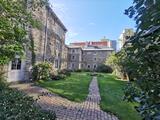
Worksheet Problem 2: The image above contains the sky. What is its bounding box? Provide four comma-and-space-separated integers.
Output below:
49, 0, 135, 44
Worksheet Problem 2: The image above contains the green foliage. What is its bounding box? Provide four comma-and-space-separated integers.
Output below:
106, 53, 122, 78
96, 64, 113, 73
50, 69, 71, 81
119, 0, 160, 119
0, 0, 48, 65
0, 81, 55, 120
32, 62, 52, 81
51, 74, 66, 81
74, 69, 91, 72
58, 69, 71, 76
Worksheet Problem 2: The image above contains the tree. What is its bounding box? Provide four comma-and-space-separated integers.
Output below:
0, 0, 48, 65
122, 0, 160, 119
106, 52, 122, 77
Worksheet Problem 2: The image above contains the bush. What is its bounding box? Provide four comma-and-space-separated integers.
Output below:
0, 81, 55, 120
32, 62, 52, 81
74, 69, 91, 72
74, 69, 83, 72
58, 69, 71, 76
50, 69, 71, 81
96, 64, 113, 73
51, 74, 66, 81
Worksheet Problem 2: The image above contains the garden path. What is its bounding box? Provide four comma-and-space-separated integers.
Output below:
10, 77, 118, 120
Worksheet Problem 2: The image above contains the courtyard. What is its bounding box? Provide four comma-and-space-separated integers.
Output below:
10, 72, 141, 120
0, 0, 159, 120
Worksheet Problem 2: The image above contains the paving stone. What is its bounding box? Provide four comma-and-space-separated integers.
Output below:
10, 76, 119, 120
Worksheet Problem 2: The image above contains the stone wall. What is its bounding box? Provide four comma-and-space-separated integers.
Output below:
68, 48, 82, 70
61, 45, 68, 70
67, 47, 113, 71
24, 6, 67, 80
82, 50, 113, 70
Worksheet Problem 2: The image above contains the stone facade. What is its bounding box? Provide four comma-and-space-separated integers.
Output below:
118, 28, 134, 50
68, 43, 114, 71
7, 6, 67, 82
61, 45, 69, 70
82, 49, 113, 70
68, 47, 83, 70
6, 5, 115, 82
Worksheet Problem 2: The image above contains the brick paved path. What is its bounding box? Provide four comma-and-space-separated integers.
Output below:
10, 77, 118, 120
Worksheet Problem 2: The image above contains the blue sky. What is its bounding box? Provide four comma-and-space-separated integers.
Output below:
49, 0, 135, 44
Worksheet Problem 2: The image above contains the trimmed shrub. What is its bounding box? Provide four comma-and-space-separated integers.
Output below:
32, 62, 52, 81
96, 64, 113, 73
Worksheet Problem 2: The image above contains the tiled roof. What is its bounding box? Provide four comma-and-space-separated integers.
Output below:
70, 41, 110, 47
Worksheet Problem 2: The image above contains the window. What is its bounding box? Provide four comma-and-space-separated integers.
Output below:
87, 65, 91, 69
81, 64, 83, 68
72, 55, 75, 60
72, 63, 75, 68
11, 58, 21, 70
56, 41, 61, 50
55, 60, 59, 68
93, 64, 97, 69
72, 49, 75, 53
94, 58, 97, 61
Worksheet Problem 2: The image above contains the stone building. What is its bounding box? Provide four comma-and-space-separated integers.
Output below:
68, 40, 114, 71
68, 46, 83, 70
7, 6, 67, 82
118, 28, 134, 50
70, 37, 117, 51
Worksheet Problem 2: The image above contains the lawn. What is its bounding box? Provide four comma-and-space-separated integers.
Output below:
38, 72, 92, 102
97, 73, 142, 120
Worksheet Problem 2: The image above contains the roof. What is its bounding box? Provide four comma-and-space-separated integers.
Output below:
70, 41, 109, 47
67, 45, 82, 49
82, 48, 114, 51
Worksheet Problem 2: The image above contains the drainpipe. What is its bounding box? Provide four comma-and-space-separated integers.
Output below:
43, 5, 48, 61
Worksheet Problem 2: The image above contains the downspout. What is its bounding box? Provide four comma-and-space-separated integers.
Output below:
43, 5, 48, 61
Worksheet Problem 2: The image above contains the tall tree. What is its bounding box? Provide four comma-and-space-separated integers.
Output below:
123, 0, 160, 119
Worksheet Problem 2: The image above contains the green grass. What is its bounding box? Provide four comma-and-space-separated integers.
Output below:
38, 72, 92, 102
98, 73, 142, 120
